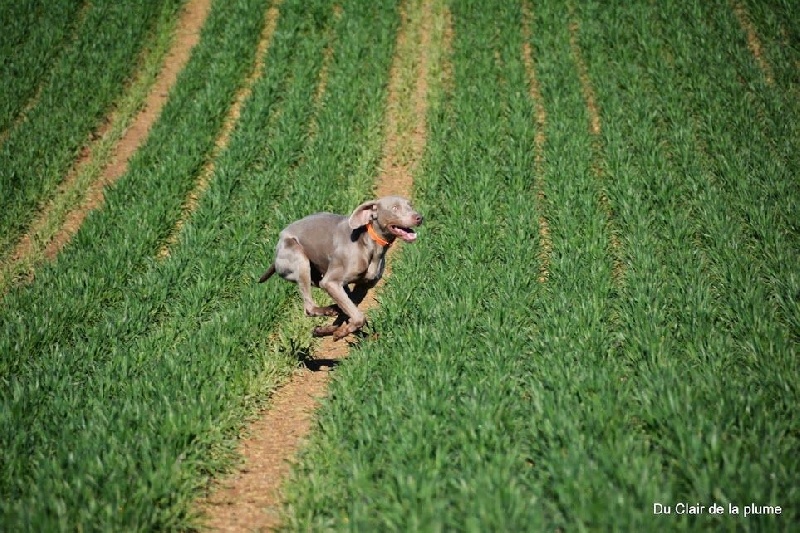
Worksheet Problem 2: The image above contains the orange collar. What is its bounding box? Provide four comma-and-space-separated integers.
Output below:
367, 222, 391, 247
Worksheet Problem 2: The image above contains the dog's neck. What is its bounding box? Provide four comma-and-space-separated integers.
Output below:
366, 221, 392, 247
362, 222, 390, 281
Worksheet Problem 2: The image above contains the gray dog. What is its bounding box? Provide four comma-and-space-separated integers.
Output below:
259, 196, 423, 340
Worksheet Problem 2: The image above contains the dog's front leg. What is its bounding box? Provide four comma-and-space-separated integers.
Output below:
316, 274, 365, 340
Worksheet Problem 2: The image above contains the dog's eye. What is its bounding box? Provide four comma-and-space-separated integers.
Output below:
392, 205, 399, 211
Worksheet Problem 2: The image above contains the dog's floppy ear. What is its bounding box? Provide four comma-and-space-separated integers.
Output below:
348, 199, 378, 229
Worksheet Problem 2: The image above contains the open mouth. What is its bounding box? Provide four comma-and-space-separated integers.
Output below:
389, 224, 417, 242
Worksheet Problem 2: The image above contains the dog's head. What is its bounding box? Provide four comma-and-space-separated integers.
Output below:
348, 196, 423, 243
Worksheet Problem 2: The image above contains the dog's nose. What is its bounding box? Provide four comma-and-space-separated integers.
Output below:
414, 213, 423, 225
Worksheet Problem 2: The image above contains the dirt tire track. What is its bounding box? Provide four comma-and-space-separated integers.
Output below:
158, 4, 282, 259
0, 0, 211, 292
199, 354, 338, 531
567, 14, 600, 137
730, 0, 775, 86
0, 0, 211, 288
568, 4, 624, 283
521, 1, 551, 284
199, 0, 441, 530
44, 0, 211, 260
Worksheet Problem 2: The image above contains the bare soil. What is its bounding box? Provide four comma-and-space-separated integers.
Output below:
731, 0, 775, 86
200, 343, 346, 531
200, 0, 437, 530
7, 0, 437, 528
4, 0, 211, 276
158, 5, 281, 259
46, 0, 211, 260
521, 1, 551, 284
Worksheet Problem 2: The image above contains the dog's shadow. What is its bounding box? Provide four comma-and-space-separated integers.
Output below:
296, 323, 375, 372
301, 357, 341, 371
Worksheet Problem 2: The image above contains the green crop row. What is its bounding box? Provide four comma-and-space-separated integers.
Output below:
0, 0, 185, 257
284, 0, 558, 528
0, 0, 85, 133
1, 0, 275, 525
1, 0, 796, 529
739, 0, 800, 93
0, 0, 401, 528
282, 0, 798, 530
577, 0, 799, 527
0, 0, 271, 382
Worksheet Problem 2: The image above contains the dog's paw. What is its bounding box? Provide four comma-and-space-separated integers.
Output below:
321, 305, 339, 317
306, 305, 340, 318
332, 323, 358, 341
312, 325, 337, 337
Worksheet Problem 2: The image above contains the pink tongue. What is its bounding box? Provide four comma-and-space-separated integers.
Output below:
393, 226, 417, 242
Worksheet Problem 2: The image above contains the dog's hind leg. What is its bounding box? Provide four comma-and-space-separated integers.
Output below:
274, 237, 337, 317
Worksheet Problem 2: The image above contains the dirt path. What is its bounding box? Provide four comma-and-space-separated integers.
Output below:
521, 1, 551, 284
568, 4, 624, 283
158, 4, 281, 259
200, 0, 440, 530
46, 0, 211, 260
1, 0, 211, 290
730, 0, 775, 86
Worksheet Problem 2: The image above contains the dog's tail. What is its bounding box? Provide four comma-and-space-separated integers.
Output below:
258, 263, 276, 283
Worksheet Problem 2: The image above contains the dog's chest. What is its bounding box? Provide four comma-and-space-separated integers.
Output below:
366, 256, 384, 280
357, 251, 385, 282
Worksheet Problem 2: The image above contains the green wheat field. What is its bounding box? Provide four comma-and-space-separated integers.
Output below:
1, 0, 797, 530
